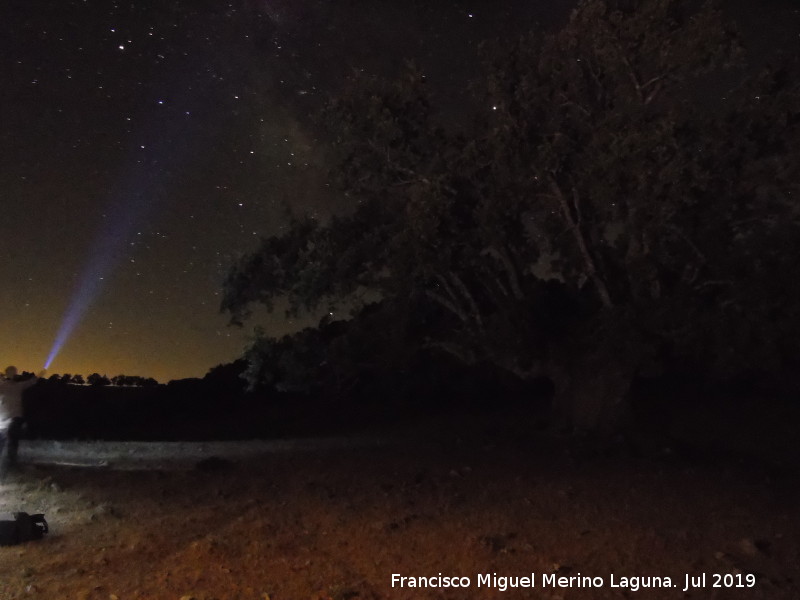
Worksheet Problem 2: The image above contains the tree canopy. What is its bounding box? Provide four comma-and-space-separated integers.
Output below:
222, 0, 800, 431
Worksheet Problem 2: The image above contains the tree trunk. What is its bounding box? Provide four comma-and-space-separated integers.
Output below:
544, 348, 636, 436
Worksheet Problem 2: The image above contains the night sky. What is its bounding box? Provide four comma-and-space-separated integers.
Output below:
1, 1, 797, 383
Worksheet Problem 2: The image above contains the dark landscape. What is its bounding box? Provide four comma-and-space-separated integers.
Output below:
1, 0, 799, 598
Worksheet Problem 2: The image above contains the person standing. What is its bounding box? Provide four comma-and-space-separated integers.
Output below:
0, 366, 45, 478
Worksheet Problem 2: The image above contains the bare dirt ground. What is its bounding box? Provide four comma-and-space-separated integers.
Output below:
1, 419, 799, 600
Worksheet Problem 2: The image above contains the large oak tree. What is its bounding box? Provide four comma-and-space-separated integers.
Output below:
223, 0, 800, 431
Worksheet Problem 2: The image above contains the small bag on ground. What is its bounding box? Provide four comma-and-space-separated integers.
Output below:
0, 512, 48, 546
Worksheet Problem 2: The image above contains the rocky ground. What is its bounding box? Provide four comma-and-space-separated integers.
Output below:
0, 417, 798, 600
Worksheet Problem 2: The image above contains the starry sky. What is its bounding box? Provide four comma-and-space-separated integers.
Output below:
1, 1, 797, 383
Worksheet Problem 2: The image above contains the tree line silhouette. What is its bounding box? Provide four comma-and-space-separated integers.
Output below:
39, 373, 159, 387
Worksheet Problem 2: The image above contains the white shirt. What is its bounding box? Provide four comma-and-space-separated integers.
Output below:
0, 377, 38, 429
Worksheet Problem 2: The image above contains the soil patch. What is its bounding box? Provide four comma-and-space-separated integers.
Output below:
1, 430, 798, 599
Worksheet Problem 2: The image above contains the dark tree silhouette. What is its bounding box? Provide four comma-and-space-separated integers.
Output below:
87, 373, 111, 387
223, 0, 800, 432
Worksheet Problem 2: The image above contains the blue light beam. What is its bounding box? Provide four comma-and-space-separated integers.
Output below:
43, 54, 230, 370
44, 188, 158, 370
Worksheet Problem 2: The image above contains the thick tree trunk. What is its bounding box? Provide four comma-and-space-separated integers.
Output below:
545, 368, 632, 436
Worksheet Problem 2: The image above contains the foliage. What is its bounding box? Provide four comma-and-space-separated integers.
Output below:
45, 373, 156, 386
223, 0, 800, 430
87, 373, 111, 386
241, 325, 330, 393
110, 374, 159, 387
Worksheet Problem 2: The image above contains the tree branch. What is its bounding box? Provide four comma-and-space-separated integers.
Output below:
448, 271, 485, 330
423, 340, 477, 365
609, 36, 668, 106
483, 246, 525, 300
548, 176, 614, 308
425, 289, 470, 324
